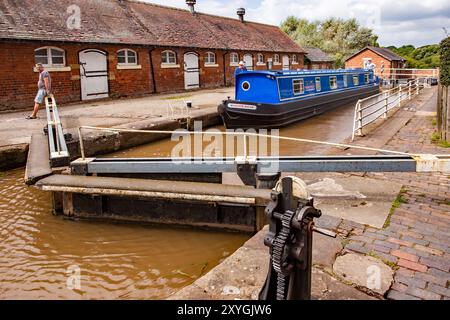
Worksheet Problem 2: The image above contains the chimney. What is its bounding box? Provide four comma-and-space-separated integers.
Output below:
186, 0, 196, 14
237, 8, 245, 22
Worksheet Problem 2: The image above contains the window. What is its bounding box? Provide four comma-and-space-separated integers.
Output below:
242, 81, 250, 91
162, 50, 177, 64
343, 75, 348, 87
353, 75, 359, 86
34, 47, 65, 67
230, 52, 239, 65
205, 52, 216, 65
329, 76, 337, 90
293, 79, 304, 95
365, 74, 370, 84
117, 49, 137, 65
257, 53, 264, 64
292, 54, 298, 64
315, 77, 321, 92
274, 54, 280, 63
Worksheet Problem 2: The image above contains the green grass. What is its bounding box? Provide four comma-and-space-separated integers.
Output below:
431, 118, 437, 126
166, 94, 193, 100
367, 251, 399, 271
384, 187, 408, 229
431, 132, 450, 148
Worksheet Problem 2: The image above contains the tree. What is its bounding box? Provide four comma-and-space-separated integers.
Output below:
437, 37, 450, 140
389, 45, 440, 68
281, 17, 379, 67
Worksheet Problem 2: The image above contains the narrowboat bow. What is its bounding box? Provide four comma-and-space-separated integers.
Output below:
218, 69, 380, 129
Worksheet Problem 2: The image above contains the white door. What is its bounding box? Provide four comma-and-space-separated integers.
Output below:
79, 49, 109, 100
243, 54, 253, 70
282, 55, 290, 70
184, 52, 200, 90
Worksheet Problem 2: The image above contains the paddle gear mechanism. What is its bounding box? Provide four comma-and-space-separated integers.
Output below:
259, 176, 336, 300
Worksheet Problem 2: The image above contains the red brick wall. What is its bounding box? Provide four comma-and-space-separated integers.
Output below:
0, 40, 305, 112
307, 62, 333, 69
0, 41, 152, 112
344, 48, 402, 77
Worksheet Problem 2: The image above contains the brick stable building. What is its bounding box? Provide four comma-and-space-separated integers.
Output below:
344, 46, 406, 78
304, 47, 334, 70
0, 0, 305, 112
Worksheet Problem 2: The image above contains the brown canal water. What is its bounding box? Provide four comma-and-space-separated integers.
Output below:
0, 169, 248, 299
0, 101, 356, 299
106, 101, 356, 158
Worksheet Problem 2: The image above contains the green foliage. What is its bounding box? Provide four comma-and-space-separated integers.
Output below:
440, 37, 450, 86
281, 17, 379, 68
431, 132, 450, 148
389, 44, 440, 68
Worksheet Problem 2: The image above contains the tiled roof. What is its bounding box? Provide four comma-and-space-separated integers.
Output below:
345, 46, 405, 62
305, 47, 334, 62
0, 0, 305, 53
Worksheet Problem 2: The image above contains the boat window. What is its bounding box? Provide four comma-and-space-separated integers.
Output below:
353, 75, 359, 86
293, 79, 304, 95
329, 76, 337, 90
242, 81, 250, 91
365, 74, 370, 84
343, 75, 348, 87
315, 77, 321, 92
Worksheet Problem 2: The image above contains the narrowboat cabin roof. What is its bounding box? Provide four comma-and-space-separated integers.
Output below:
235, 69, 378, 104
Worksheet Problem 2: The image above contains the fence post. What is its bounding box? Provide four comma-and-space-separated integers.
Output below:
416, 79, 420, 95
357, 100, 363, 136
408, 82, 412, 100
383, 92, 388, 118
398, 86, 402, 106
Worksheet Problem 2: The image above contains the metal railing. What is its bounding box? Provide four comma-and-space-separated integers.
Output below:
373, 68, 439, 80
166, 99, 190, 120
45, 95, 69, 164
352, 79, 423, 141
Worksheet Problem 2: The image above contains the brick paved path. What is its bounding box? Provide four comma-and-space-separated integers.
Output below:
343, 113, 450, 300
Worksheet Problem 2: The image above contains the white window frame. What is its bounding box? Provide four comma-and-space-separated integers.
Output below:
117, 49, 138, 66
353, 75, 359, 86
161, 50, 177, 65
230, 52, 239, 66
205, 52, 216, 66
343, 75, 348, 87
315, 77, 321, 92
273, 54, 280, 65
256, 53, 265, 65
329, 76, 337, 90
292, 54, 298, 65
34, 46, 66, 68
292, 79, 304, 95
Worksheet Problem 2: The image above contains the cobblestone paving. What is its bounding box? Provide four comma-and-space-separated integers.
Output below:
343, 114, 450, 300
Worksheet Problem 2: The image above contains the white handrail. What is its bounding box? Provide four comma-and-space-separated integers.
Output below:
352, 79, 423, 141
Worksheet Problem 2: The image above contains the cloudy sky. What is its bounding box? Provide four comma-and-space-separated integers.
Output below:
144, 0, 450, 47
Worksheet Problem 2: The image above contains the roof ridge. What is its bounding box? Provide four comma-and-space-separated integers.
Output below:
128, 0, 281, 28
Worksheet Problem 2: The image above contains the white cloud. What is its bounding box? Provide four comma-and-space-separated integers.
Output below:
142, 0, 450, 46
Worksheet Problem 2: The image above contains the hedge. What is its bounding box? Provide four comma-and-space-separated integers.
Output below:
440, 37, 450, 86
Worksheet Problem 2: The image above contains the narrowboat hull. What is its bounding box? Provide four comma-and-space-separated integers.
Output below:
218, 85, 380, 129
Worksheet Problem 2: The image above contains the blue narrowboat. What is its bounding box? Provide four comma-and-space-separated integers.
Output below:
218, 69, 380, 129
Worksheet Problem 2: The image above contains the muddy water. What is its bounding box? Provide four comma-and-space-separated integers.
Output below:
0, 169, 248, 299
107, 102, 356, 158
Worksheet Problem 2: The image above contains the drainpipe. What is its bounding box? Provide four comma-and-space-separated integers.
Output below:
222, 51, 228, 87
149, 47, 157, 93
